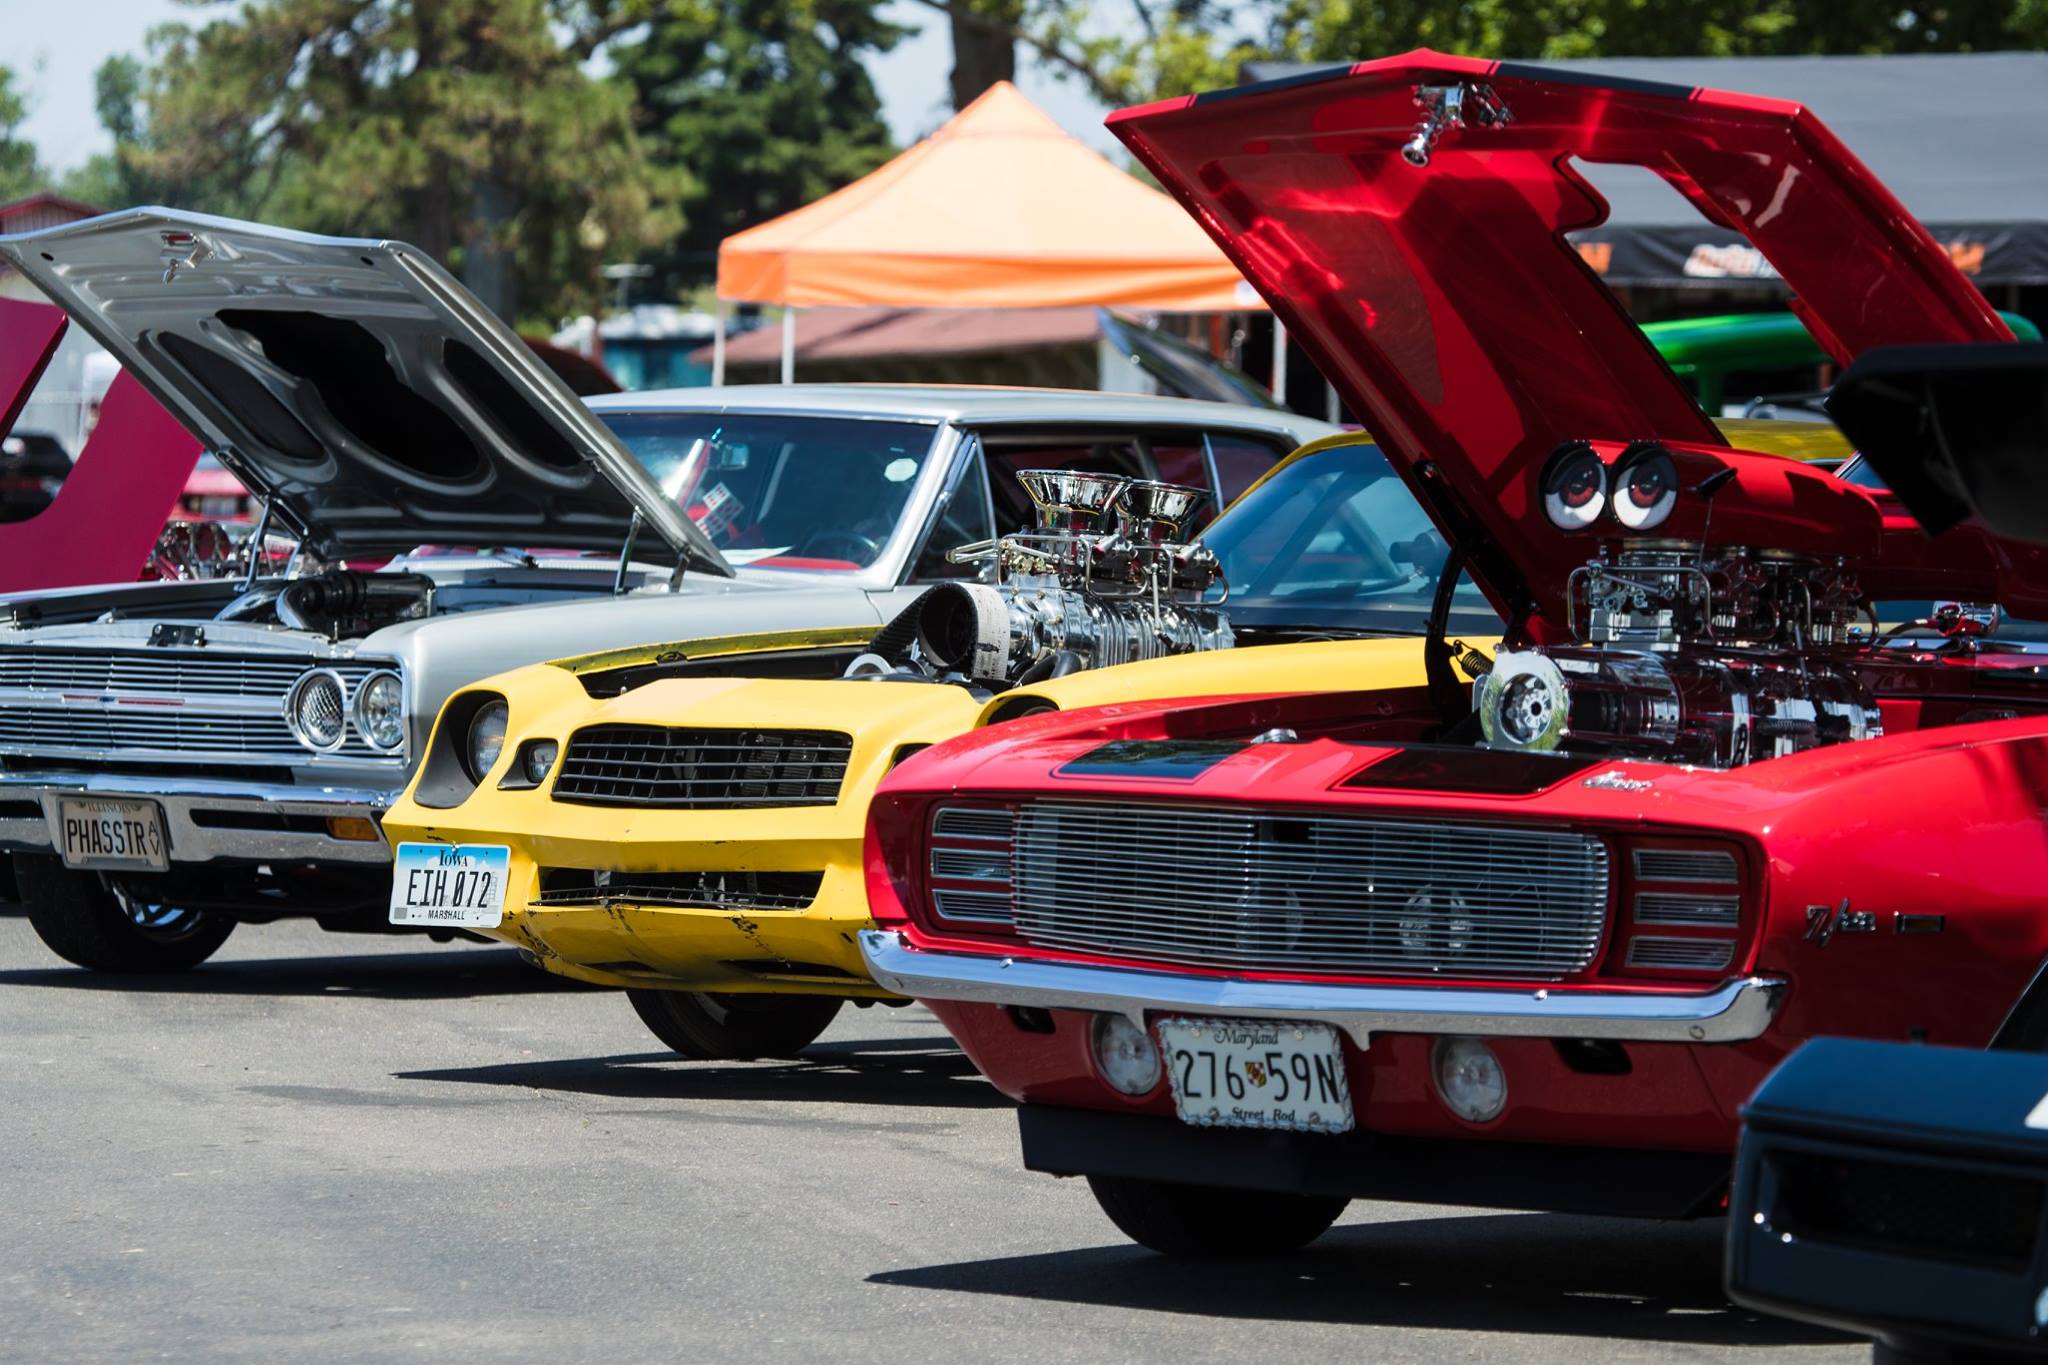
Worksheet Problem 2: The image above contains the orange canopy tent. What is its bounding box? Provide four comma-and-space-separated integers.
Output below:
710, 81, 1263, 383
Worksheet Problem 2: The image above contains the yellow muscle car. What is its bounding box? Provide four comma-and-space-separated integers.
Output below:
382, 421, 1847, 1059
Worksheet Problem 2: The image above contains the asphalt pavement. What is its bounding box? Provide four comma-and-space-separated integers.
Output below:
0, 912, 1862, 1363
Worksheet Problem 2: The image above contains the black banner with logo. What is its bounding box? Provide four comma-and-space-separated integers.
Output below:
1570, 223, 2048, 288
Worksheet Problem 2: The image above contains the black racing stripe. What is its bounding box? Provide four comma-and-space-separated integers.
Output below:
1191, 62, 1359, 106
1493, 61, 1698, 100
1342, 743, 1604, 795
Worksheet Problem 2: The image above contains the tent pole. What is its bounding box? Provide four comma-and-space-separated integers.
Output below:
1270, 317, 1289, 404
711, 302, 727, 386
781, 309, 796, 384
1325, 379, 1340, 425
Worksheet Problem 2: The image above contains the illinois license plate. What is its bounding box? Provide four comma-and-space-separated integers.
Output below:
1156, 1017, 1354, 1134
54, 797, 169, 871
389, 843, 510, 928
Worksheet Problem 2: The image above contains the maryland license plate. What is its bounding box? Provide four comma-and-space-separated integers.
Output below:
1156, 1017, 1354, 1134
54, 797, 169, 871
389, 843, 510, 928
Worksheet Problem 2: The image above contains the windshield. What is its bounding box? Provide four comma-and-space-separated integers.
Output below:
1203, 441, 1498, 637
600, 411, 939, 571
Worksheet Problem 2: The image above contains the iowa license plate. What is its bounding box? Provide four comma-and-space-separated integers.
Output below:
389, 843, 510, 928
1156, 1017, 1354, 1134
54, 797, 169, 871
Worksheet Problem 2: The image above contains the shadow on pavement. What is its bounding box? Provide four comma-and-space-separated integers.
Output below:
869, 1211, 1849, 1347
0, 945, 597, 1000
397, 1033, 1006, 1110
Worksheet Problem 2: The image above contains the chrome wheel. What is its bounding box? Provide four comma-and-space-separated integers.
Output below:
109, 884, 217, 943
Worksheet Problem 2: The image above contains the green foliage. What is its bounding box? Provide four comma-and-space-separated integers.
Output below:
99, 0, 682, 322
1267, 0, 2048, 62
0, 66, 46, 203
934, 0, 2048, 110
611, 0, 904, 292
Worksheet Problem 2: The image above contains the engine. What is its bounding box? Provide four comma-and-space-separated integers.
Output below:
853, 469, 1231, 687
1475, 542, 1883, 768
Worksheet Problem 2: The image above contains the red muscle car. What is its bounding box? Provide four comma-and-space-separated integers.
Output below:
856, 53, 2048, 1257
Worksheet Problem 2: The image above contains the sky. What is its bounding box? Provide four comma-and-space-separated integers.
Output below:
7, 0, 1125, 179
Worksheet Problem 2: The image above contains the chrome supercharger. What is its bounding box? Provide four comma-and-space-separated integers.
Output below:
851, 469, 1232, 686
1477, 540, 1883, 768
1470, 439, 1888, 769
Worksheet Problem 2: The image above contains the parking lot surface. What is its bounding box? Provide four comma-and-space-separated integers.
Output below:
0, 914, 1858, 1363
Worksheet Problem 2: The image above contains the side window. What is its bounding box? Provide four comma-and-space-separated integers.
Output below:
1207, 435, 1292, 508
1136, 431, 1291, 524
909, 442, 995, 582
983, 439, 1148, 535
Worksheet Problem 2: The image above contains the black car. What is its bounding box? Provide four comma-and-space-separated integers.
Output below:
1727, 1037, 2048, 1362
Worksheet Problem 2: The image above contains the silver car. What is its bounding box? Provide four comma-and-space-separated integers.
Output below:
0, 208, 1333, 972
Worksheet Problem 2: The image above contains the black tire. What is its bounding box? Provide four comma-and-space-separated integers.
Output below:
626, 989, 843, 1060
1086, 1174, 1348, 1257
17, 856, 235, 973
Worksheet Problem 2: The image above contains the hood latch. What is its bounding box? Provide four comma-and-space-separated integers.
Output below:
1403, 82, 1513, 167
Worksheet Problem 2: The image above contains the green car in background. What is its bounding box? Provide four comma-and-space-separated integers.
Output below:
1644, 308, 2041, 415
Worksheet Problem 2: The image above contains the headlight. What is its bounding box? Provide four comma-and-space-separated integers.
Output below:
352, 670, 405, 752
1541, 440, 1607, 531
1613, 442, 1678, 531
522, 739, 559, 785
286, 669, 347, 751
465, 701, 509, 780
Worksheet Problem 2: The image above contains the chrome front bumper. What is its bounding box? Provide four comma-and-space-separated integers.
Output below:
858, 930, 1786, 1046
0, 770, 397, 865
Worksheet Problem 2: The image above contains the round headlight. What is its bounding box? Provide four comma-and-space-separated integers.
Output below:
523, 739, 559, 786
1091, 1013, 1163, 1097
1541, 441, 1607, 531
1613, 442, 1679, 531
1432, 1037, 1507, 1124
287, 669, 347, 751
465, 700, 509, 781
353, 671, 405, 752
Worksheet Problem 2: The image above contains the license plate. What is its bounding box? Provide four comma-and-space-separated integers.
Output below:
54, 797, 169, 871
1157, 1017, 1354, 1134
389, 843, 510, 928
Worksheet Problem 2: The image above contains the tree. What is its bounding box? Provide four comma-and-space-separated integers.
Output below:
913, 0, 2048, 112
108, 1, 681, 323
0, 66, 46, 203
611, 0, 903, 293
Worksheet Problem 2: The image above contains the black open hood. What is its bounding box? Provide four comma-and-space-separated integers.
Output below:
1828, 342, 2048, 543
0, 208, 731, 573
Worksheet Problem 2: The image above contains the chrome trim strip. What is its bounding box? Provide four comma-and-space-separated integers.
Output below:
0, 771, 396, 864
858, 930, 1786, 1045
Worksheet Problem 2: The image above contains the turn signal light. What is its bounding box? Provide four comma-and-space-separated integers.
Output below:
1609, 838, 1749, 979
326, 815, 381, 843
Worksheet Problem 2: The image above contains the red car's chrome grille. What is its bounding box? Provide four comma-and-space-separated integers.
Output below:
1003, 801, 1611, 980
552, 724, 851, 809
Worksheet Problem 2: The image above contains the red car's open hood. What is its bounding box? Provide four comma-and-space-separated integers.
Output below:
1111, 52, 2019, 629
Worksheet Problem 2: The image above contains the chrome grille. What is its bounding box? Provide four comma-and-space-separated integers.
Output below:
1627, 936, 1736, 971
553, 724, 851, 808
0, 647, 396, 762
1009, 801, 1611, 980
1634, 891, 1740, 928
1632, 848, 1738, 882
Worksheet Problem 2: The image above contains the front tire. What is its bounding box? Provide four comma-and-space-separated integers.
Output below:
1086, 1174, 1348, 1257
627, 989, 843, 1060
18, 856, 235, 972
